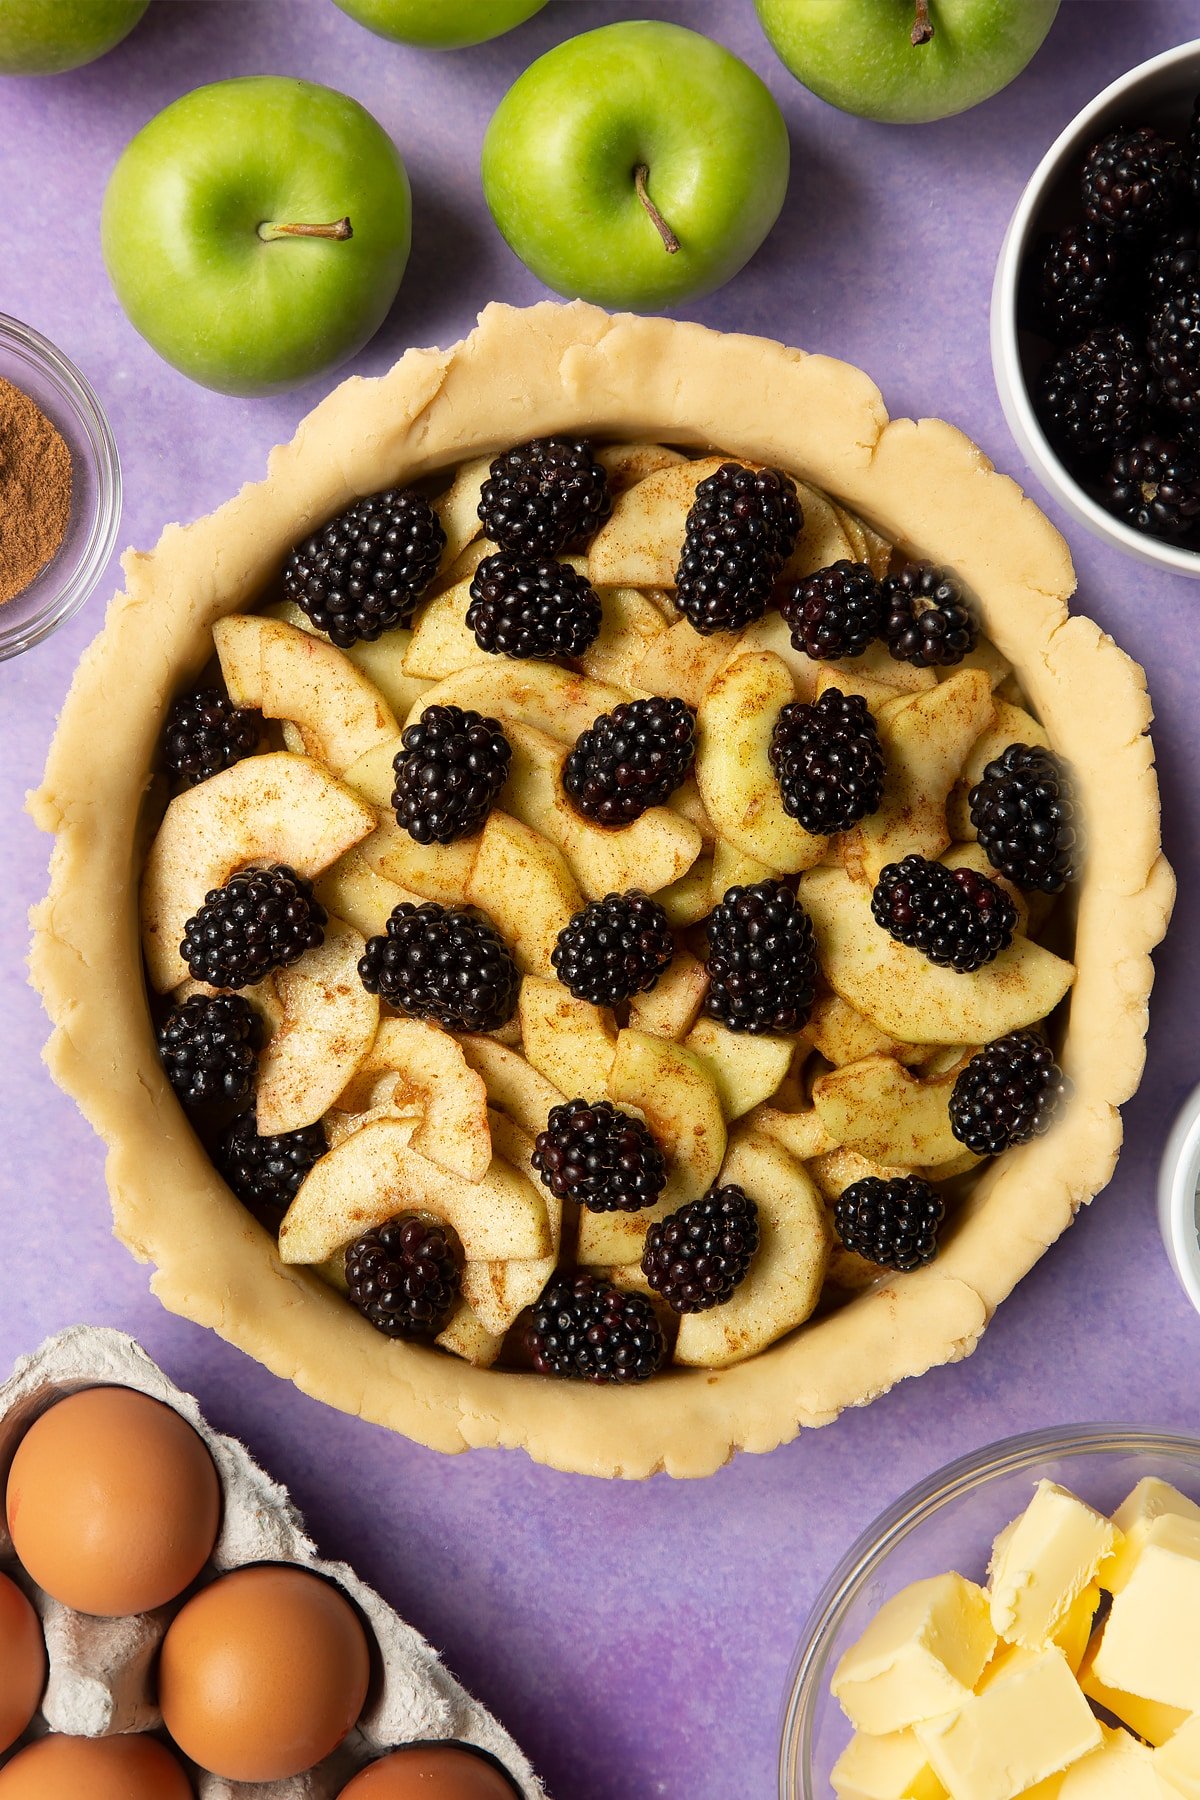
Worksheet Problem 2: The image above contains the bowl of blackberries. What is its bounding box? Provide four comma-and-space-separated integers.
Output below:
992, 38, 1200, 574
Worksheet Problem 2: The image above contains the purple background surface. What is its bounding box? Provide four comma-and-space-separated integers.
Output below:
2, 4, 1200, 1796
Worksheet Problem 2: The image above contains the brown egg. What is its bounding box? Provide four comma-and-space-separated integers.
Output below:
159, 1564, 371, 1781
0, 1733, 192, 1798
0, 1573, 44, 1754
338, 1747, 520, 1798
5, 1387, 221, 1616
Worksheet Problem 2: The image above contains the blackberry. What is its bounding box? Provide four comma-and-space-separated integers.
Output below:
1145, 220, 1200, 317
477, 438, 611, 557
881, 563, 977, 668
674, 461, 802, 635
390, 704, 511, 845
1029, 221, 1127, 344
344, 1215, 462, 1340
768, 689, 885, 836
533, 1099, 666, 1213
834, 1175, 945, 1274
562, 696, 696, 826
1082, 126, 1181, 241
949, 1032, 1068, 1156
552, 891, 674, 1006
704, 880, 817, 1035
968, 743, 1076, 895
526, 1274, 666, 1383
1148, 281, 1200, 426
283, 489, 445, 647
359, 902, 518, 1033
871, 855, 1017, 973
180, 865, 326, 991
1102, 431, 1200, 538
778, 559, 883, 661
466, 551, 601, 661
157, 994, 260, 1108
163, 688, 259, 786
217, 1110, 325, 1217
641, 1184, 760, 1314
1037, 326, 1147, 463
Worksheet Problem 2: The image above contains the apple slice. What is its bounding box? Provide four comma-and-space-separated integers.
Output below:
723, 611, 821, 699
595, 440, 687, 491
407, 660, 632, 745
673, 1128, 831, 1368
782, 482, 854, 576
323, 1099, 423, 1153
141, 752, 376, 993
458, 1035, 565, 1135
633, 616, 741, 709
403, 571, 493, 682
750, 1100, 840, 1162
436, 1302, 505, 1368
466, 809, 582, 978
461, 1109, 561, 1334
811, 1052, 970, 1169
501, 720, 702, 898
696, 651, 828, 871
433, 453, 491, 567
628, 949, 709, 1041
341, 734, 402, 809
278, 1116, 550, 1265
314, 849, 420, 941
709, 838, 779, 903
804, 992, 927, 1069
255, 915, 379, 1134
857, 518, 894, 582
338, 1015, 491, 1182
213, 615, 398, 773
798, 865, 1075, 1045
266, 601, 432, 724
843, 642, 938, 695
947, 699, 1051, 840
587, 455, 727, 587
579, 587, 669, 689
839, 669, 995, 885
831, 501, 870, 567
577, 1028, 726, 1263
358, 814, 480, 905
657, 852, 714, 928
683, 1016, 795, 1121
518, 974, 617, 1100
669, 773, 715, 841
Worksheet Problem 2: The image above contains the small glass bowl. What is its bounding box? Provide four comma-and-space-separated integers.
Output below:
778, 1424, 1200, 1798
0, 315, 121, 660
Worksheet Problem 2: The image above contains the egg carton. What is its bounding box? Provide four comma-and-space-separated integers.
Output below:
0, 1327, 545, 1799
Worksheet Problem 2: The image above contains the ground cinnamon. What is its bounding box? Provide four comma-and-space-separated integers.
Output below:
0, 376, 72, 605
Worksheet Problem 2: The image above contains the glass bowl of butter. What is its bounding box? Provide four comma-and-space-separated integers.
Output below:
778, 1425, 1200, 1799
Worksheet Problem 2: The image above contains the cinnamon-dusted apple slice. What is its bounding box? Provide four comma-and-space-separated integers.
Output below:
436, 1301, 505, 1368
628, 950, 709, 1041
255, 916, 379, 1135
673, 1128, 831, 1369
314, 850, 420, 941
784, 481, 856, 576
798, 865, 1074, 1045
831, 501, 871, 567
577, 1029, 726, 1264
656, 852, 714, 928
407, 660, 633, 745
263, 602, 429, 723
323, 1099, 422, 1152
946, 699, 1052, 840
433, 452, 491, 568
857, 517, 894, 581
696, 652, 828, 871
750, 1098, 840, 1162
669, 773, 715, 841
501, 721, 701, 899
401, 571, 490, 682
811, 1052, 970, 1170
683, 1017, 795, 1122
337, 1015, 491, 1183
578, 587, 669, 689
141, 752, 376, 993
839, 669, 995, 885
518, 975, 617, 1100
804, 992, 927, 1069
358, 816, 480, 906
213, 615, 398, 773
278, 1117, 550, 1266
587, 455, 727, 587
723, 611, 821, 699
340, 734, 401, 808
462, 1110, 561, 1335
458, 1036, 565, 1136
633, 617, 739, 709
595, 440, 687, 490
466, 809, 582, 978
709, 839, 779, 903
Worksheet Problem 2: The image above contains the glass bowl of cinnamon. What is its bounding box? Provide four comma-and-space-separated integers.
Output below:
0, 315, 121, 660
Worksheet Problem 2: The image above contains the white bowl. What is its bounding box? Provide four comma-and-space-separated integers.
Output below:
1158, 1082, 1200, 1315
991, 38, 1200, 576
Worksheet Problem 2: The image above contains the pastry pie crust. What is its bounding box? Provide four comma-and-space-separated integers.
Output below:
28, 302, 1174, 1479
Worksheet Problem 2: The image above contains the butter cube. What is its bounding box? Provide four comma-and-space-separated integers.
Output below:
831, 1729, 947, 1800
1078, 1636, 1188, 1748
1092, 1514, 1200, 1711
1155, 1714, 1200, 1799
832, 1574, 997, 1736
1103, 1479, 1200, 1595
1058, 1724, 1175, 1799
989, 1482, 1117, 1648
914, 1646, 1101, 1800
978, 1584, 1099, 1693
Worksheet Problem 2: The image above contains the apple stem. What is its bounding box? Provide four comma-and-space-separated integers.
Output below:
634, 166, 680, 255
911, 0, 934, 44
257, 217, 354, 242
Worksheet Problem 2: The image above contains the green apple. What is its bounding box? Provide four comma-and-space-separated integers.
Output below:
333, 0, 548, 49
0, 0, 149, 75
755, 0, 1060, 124
101, 78, 411, 397
481, 21, 790, 312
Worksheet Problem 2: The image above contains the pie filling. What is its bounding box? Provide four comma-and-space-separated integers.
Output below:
139, 437, 1078, 1383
